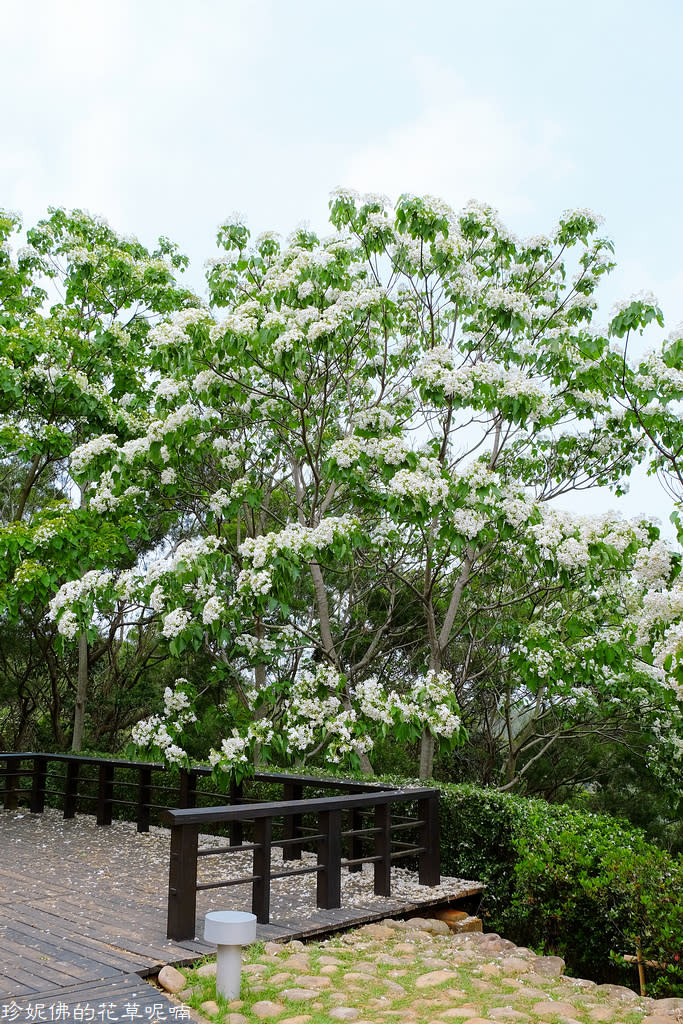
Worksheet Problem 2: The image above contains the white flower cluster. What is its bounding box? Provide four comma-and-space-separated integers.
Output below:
611, 290, 660, 316
208, 719, 275, 772
353, 670, 461, 739
234, 633, 277, 659
193, 368, 221, 393
71, 434, 118, 474
239, 516, 357, 570
236, 567, 273, 596
351, 407, 397, 431
161, 608, 192, 638
307, 286, 386, 343
156, 378, 186, 401
201, 595, 223, 625
387, 467, 450, 507
633, 540, 673, 588
49, 570, 112, 636
276, 665, 374, 764
652, 621, 683, 693
131, 681, 197, 768
513, 639, 560, 680
148, 308, 209, 348
528, 509, 630, 568
452, 507, 487, 539
501, 495, 536, 530
329, 435, 413, 468
414, 356, 549, 413
636, 583, 683, 649
635, 353, 683, 397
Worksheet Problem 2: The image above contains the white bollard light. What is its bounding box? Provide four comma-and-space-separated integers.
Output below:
204, 910, 257, 999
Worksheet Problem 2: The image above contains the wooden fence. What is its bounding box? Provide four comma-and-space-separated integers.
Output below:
0, 752, 441, 940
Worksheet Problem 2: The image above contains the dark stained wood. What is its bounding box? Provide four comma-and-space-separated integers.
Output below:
252, 817, 272, 924
1, 757, 482, 1005
166, 823, 199, 941
1, 808, 482, 1001
30, 756, 48, 814
2, 972, 187, 1017
317, 809, 342, 910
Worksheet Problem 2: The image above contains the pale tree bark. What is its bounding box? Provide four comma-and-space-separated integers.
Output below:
71, 483, 89, 752
71, 631, 88, 752
418, 547, 477, 779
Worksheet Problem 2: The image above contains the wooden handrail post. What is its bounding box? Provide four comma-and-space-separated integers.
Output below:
282, 780, 303, 860
252, 817, 272, 923
4, 757, 19, 810
229, 778, 243, 846
348, 807, 363, 872
374, 802, 391, 896
418, 793, 440, 886
96, 762, 114, 826
167, 823, 199, 940
179, 768, 198, 808
30, 755, 48, 814
317, 809, 342, 910
137, 766, 152, 833
64, 759, 80, 819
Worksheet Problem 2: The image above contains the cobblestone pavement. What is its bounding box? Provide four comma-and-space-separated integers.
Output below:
166, 919, 683, 1024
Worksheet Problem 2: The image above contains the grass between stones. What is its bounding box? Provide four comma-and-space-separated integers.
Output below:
171, 927, 651, 1024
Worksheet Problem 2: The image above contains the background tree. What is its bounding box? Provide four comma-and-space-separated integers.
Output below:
48, 191, 683, 783
0, 206, 198, 750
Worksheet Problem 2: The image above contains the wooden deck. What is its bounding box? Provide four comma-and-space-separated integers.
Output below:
0, 808, 482, 1007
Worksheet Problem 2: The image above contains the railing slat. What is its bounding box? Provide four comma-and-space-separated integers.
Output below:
317, 809, 342, 909
374, 802, 392, 896
0, 751, 443, 942
252, 817, 272, 923
64, 759, 80, 819
167, 823, 199, 940
418, 793, 440, 885
30, 755, 48, 814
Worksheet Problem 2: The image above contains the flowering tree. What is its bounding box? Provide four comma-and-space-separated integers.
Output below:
48, 192, 683, 781
0, 207, 197, 748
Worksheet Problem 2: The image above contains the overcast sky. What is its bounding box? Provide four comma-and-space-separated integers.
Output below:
2, 0, 681, 535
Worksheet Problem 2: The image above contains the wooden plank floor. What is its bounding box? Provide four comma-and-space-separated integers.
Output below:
1, 972, 194, 1020
1, 808, 483, 1004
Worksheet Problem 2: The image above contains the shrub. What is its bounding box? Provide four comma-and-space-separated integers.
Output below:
435, 781, 683, 995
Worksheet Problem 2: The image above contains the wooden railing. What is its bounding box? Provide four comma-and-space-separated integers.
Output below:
162, 787, 440, 939
0, 752, 441, 939
0, 752, 393, 830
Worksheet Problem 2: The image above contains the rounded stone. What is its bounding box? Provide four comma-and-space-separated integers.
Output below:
532, 955, 566, 977
197, 962, 217, 978
252, 1001, 286, 1019
501, 957, 532, 975
415, 969, 461, 988
157, 965, 186, 994
296, 975, 331, 989
281, 988, 319, 1001
596, 985, 640, 1004
532, 1002, 580, 1017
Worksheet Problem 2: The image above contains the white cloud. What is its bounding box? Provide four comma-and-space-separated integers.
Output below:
340, 58, 571, 222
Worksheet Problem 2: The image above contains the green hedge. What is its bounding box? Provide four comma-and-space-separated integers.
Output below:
437, 782, 683, 996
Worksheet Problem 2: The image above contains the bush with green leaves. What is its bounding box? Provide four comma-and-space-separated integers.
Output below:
437, 782, 683, 996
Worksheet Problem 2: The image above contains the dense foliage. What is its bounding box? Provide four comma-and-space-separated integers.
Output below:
1, 193, 682, 805
437, 781, 683, 996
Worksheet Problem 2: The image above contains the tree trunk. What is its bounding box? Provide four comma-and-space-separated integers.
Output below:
71, 632, 88, 752
419, 728, 435, 780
